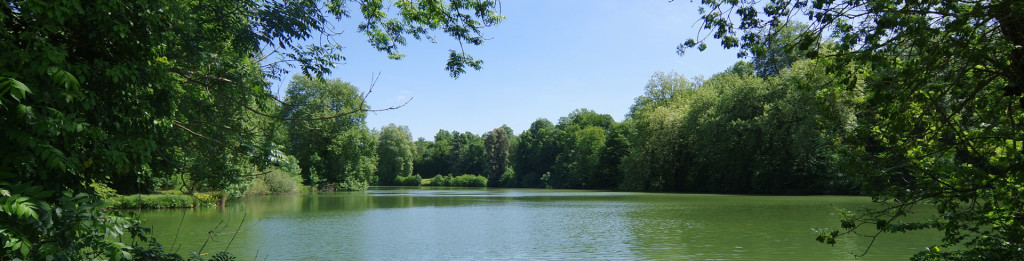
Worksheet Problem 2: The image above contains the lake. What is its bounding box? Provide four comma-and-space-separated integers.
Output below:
138, 187, 940, 260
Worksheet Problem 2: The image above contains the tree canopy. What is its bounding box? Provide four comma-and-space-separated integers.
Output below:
376, 123, 416, 185
683, 0, 1023, 259
282, 76, 377, 190
0, 0, 502, 259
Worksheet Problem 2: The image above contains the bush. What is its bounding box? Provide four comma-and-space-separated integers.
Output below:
337, 176, 369, 191
106, 193, 216, 209
425, 174, 487, 187
498, 167, 516, 187
394, 174, 423, 186
264, 168, 301, 194
89, 182, 119, 199
426, 174, 452, 186
245, 177, 270, 197
451, 174, 488, 187
245, 168, 301, 197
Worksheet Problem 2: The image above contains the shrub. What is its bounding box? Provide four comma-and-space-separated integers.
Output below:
394, 174, 423, 186
245, 168, 301, 196
224, 182, 249, 199
245, 177, 269, 197
264, 168, 301, 194
424, 174, 452, 186
425, 174, 487, 187
107, 194, 193, 209
337, 176, 369, 191
89, 182, 119, 199
498, 167, 516, 187
106, 193, 219, 209
450, 174, 488, 187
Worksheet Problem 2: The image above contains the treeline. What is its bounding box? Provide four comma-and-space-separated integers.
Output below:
130, 57, 859, 195
40, 27, 865, 197
399, 60, 859, 194
114, 54, 860, 196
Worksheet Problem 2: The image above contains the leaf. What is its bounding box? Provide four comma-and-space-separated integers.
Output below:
2, 196, 39, 220
47, 67, 80, 90
1, 77, 31, 102
19, 240, 30, 257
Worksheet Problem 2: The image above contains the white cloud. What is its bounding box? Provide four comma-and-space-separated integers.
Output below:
396, 90, 412, 101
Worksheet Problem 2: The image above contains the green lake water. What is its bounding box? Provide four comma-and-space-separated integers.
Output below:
138, 187, 941, 260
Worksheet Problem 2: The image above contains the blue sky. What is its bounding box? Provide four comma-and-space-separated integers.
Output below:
271, 1, 739, 140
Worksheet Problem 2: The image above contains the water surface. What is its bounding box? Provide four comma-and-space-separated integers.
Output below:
139, 187, 940, 260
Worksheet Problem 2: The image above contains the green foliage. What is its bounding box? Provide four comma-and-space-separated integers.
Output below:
90, 182, 119, 200
424, 174, 488, 187
106, 194, 209, 209
512, 119, 559, 188
394, 174, 423, 186
412, 129, 488, 180
450, 175, 488, 187
621, 64, 856, 193
263, 169, 301, 195
484, 127, 511, 186
425, 175, 449, 186
498, 167, 517, 187
750, 24, 813, 78
0, 184, 166, 260
246, 177, 269, 197
686, 0, 1024, 258
245, 168, 301, 196
376, 124, 416, 185
550, 125, 607, 189
540, 172, 552, 189
282, 76, 378, 190
360, 0, 504, 78
414, 131, 455, 178
336, 176, 370, 191
593, 122, 629, 189
452, 131, 487, 175
0, 0, 502, 257
558, 108, 615, 130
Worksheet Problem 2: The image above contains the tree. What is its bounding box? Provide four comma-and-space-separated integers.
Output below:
621, 73, 700, 191
620, 66, 855, 194
630, 72, 693, 113
282, 76, 376, 190
0, 0, 502, 258
750, 24, 812, 78
498, 124, 520, 172
558, 108, 615, 130
376, 124, 416, 185
513, 119, 559, 188
551, 125, 606, 189
484, 127, 511, 186
422, 130, 456, 178
450, 131, 486, 175
684, 0, 1024, 259
593, 122, 629, 189
330, 125, 379, 190
549, 109, 614, 189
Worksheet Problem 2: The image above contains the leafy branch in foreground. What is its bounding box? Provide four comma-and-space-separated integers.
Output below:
0, 0, 501, 259
682, 0, 1023, 259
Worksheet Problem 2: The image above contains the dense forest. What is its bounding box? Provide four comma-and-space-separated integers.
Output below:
2, 0, 1022, 260
400, 60, 859, 195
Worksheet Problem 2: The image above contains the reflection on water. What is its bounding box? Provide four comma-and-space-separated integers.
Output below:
139, 187, 940, 260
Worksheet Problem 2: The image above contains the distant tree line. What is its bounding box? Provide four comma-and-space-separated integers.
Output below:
69, 29, 865, 197
404, 60, 859, 194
